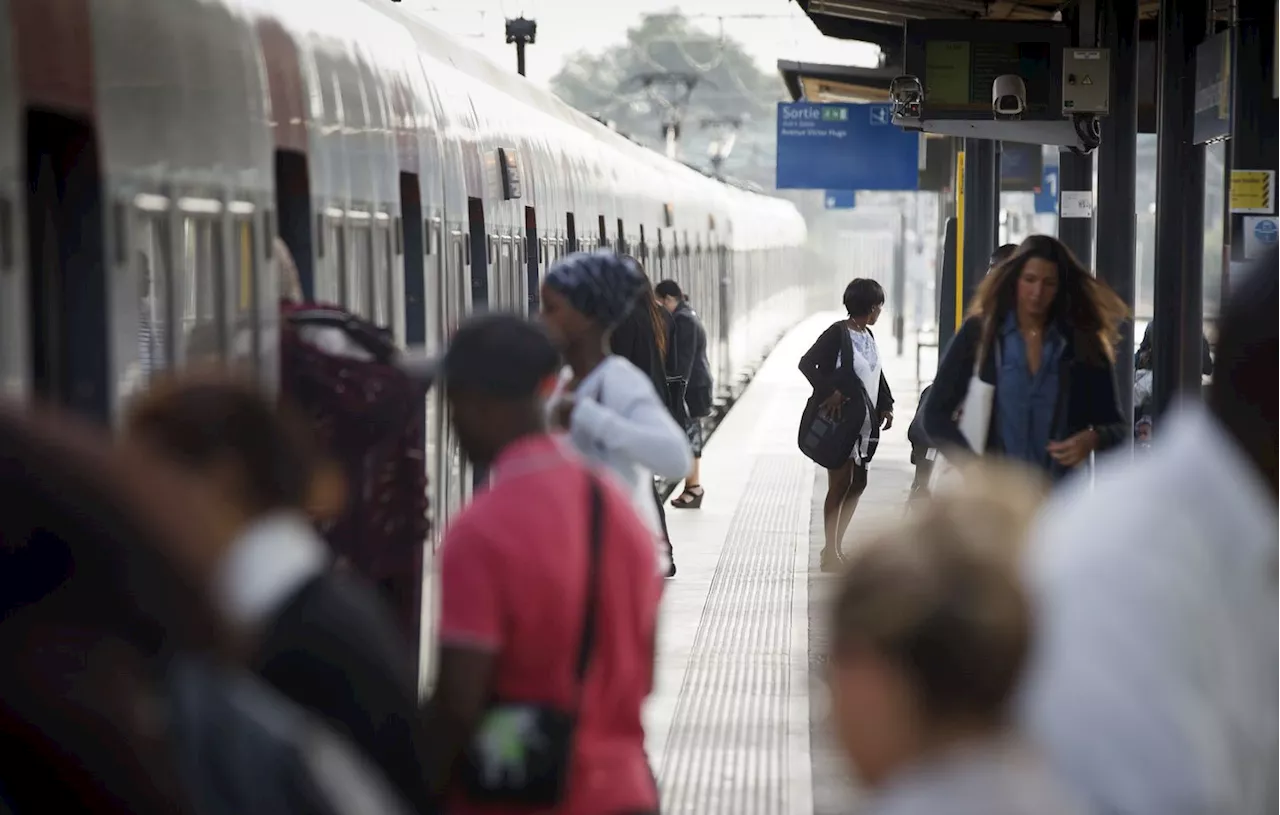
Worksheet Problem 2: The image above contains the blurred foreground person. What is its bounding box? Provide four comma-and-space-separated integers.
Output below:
0, 401, 411, 815
124, 374, 434, 814
1020, 247, 1279, 815
542, 251, 692, 577
428, 313, 662, 815
826, 466, 1081, 815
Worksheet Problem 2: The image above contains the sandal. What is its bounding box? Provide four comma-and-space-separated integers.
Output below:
670, 486, 704, 509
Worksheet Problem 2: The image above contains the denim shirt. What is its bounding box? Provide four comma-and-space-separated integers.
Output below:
995, 314, 1065, 472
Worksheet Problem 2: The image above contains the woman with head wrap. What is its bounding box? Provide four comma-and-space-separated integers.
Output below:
542, 251, 693, 577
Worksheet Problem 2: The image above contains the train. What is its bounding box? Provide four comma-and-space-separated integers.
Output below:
0, 0, 838, 668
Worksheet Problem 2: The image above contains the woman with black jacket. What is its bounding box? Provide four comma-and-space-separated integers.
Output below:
799, 279, 894, 572
922, 235, 1127, 483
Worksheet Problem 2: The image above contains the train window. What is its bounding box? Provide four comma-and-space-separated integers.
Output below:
316, 215, 341, 304
347, 222, 373, 319
229, 216, 257, 367
135, 214, 171, 382
372, 221, 392, 327
180, 216, 224, 363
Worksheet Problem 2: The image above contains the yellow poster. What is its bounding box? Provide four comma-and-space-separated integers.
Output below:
1230, 170, 1275, 214
955, 150, 966, 329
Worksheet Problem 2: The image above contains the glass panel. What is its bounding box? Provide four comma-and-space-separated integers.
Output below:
229, 217, 257, 367
317, 218, 342, 304
1202, 140, 1227, 327
373, 223, 392, 327
180, 216, 222, 363
347, 224, 373, 318
136, 215, 170, 382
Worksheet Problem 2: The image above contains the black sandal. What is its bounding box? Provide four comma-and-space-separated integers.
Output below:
671, 486, 704, 509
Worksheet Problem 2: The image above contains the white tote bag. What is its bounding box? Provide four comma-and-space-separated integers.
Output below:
929, 341, 998, 491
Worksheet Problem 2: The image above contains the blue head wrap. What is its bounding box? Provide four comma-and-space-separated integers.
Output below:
544, 251, 646, 330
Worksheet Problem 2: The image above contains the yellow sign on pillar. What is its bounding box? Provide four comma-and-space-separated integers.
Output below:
1230, 170, 1275, 214
955, 150, 966, 329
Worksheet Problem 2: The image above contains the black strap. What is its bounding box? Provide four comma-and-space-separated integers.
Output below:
574, 475, 605, 684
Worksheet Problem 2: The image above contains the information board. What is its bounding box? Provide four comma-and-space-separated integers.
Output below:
824, 191, 857, 209
1244, 216, 1279, 258
1230, 169, 1275, 214
1034, 165, 1059, 214
1000, 142, 1044, 191
776, 102, 920, 191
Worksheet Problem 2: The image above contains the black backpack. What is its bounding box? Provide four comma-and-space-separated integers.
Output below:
797, 327, 868, 469
168, 658, 413, 815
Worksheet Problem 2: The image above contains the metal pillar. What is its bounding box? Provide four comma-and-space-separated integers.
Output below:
1152, 0, 1210, 417
1057, 149, 1094, 266
893, 209, 906, 356
961, 137, 998, 307
1096, 0, 1140, 440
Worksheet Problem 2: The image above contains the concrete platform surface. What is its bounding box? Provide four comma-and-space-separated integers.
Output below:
644, 312, 922, 815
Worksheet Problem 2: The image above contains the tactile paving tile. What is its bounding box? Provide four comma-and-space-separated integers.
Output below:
657, 455, 810, 815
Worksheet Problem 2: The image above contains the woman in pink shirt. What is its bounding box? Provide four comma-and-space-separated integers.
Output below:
425, 313, 663, 815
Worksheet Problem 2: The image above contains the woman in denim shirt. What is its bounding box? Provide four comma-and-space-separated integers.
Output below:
922, 235, 1128, 482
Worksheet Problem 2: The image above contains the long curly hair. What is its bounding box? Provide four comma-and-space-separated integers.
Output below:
968, 234, 1129, 365
621, 255, 668, 362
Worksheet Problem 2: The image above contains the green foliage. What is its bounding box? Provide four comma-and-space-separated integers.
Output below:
550, 11, 787, 189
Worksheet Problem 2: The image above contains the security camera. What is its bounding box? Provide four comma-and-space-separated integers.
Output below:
992, 75, 1027, 119
889, 75, 923, 119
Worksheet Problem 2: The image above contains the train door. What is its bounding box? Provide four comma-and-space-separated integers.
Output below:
275, 150, 314, 298
400, 173, 425, 347
467, 197, 488, 311
24, 111, 109, 420
566, 211, 577, 253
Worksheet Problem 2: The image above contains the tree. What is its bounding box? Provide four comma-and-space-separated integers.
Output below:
550, 11, 788, 190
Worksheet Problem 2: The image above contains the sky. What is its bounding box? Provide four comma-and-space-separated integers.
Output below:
402, 0, 880, 88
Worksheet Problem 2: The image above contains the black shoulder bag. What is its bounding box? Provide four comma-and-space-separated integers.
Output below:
797, 326, 867, 469
459, 474, 605, 807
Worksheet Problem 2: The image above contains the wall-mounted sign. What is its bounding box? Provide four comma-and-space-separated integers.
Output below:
1230, 169, 1275, 214
776, 102, 920, 191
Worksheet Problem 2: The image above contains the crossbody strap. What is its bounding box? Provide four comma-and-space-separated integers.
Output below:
574, 474, 605, 684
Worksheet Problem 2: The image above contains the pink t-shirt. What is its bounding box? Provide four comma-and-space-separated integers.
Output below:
438, 434, 663, 815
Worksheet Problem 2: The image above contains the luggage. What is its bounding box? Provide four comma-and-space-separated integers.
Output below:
279, 302, 430, 644
797, 328, 866, 469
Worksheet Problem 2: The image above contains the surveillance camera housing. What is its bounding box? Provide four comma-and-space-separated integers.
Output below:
992, 74, 1027, 119
889, 75, 924, 120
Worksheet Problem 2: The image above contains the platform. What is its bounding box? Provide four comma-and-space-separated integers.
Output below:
643, 312, 924, 815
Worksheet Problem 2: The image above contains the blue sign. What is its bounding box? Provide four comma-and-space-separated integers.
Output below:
824, 190, 856, 209
1254, 218, 1278, 244
776, 102, 920, 191
1034, 166, 1059, 214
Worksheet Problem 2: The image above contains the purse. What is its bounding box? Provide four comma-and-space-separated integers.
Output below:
797, 327, 866, 469
459, 475, 605, 807
929, 339, 999, 490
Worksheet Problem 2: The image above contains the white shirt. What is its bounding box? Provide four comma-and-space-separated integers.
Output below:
547, 356, 692, 568
218, 511, 330, 628
836, 327, 882, 463
1019, 405, 1278, 815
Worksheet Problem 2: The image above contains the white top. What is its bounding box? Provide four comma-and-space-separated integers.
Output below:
218, 511, 329, 628
866, 737, 1084, 815
547, 356, 693, 568
1019, 405, 1278, 815
836, 326, 882, 463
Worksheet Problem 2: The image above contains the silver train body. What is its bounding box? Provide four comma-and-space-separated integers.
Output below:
0, 0, 824, 555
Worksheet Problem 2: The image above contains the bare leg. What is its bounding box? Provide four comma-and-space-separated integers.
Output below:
823, 460, 856, 560
834, 464, 869, 554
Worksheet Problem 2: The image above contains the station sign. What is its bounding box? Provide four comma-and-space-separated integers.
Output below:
776, 102, 920, 191
1230, 169, 1275, 214
1034, 166, 1059, 214
824, 191, 856, 209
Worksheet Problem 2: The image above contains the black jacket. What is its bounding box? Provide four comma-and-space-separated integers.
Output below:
922, 316, 1125, 479
798, 320, 894, 415
253, 573, 434, 815
666, 302, 711, 392
610, 303, 668, 399
1135, 320, 1214, 376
